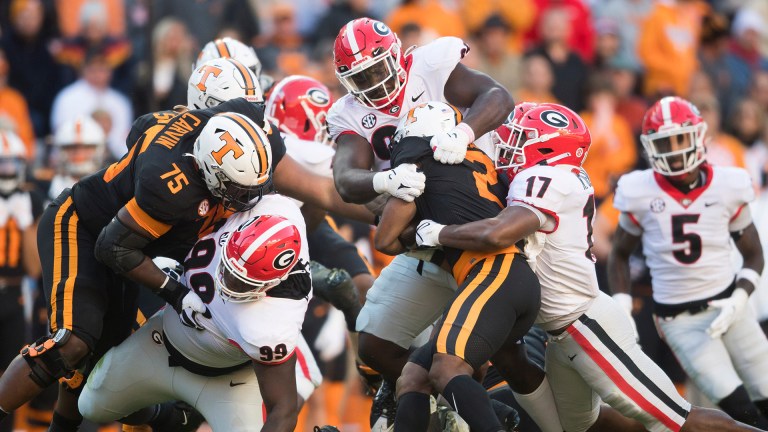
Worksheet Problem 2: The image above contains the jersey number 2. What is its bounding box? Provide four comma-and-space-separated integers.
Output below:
671, 214, 702, 264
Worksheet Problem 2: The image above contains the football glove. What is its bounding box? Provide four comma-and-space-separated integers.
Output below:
431, 123, 474, 165
372, 163, 425, 202
153, 257, 210, 330
707, 288, 749, 339
415, 219, 445, 247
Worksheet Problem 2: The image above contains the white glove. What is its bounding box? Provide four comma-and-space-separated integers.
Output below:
707, 288, 749, 339
430, 123, 474, 165
416, 219, 445, 247
612, 293, 639, 342
314, 307, 347, 361
372, 163, 425, 202
179, 290, 210, 331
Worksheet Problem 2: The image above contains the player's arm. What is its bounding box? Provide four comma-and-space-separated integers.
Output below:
443, 63, 514, 138
273, 154, 375, 224
423, 205, 541, 253
332, 133, 378, 203
733, 223, 764, 296
373, 197, 417, 255
22, 220, 41, 279
607, 223, 642, 296
253, 354, 299, 432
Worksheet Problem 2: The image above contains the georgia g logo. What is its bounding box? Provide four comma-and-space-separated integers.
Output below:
540, 110, 569, 129
273, 249, 297, 270
307, 88, 330, 107
373, 21, 391, 36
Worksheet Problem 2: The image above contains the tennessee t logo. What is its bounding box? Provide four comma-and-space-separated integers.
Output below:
212, 129, 244, 165
195, 65, 223, 92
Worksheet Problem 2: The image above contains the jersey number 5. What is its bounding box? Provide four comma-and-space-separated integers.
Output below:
671, 214, 702, 264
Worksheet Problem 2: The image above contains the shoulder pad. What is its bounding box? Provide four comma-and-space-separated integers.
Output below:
713, 166, 755, 207
415, 37, 469, 71
327, 95, 363, 140
613, 170, 653, 213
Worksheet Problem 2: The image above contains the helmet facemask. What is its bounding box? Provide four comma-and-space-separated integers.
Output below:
0, 157, 24, 195
337, 45, 405, 109
641, 123, 707, 176
216, 259, 281, 303
204, 165, 271, 212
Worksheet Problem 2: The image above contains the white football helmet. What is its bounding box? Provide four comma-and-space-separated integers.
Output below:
393, 101, 462, 143
195, 37, 262, 76
0, 130, 27, 194
53, 115, 106, 178
187, 58, 263, 109
192, 112, 273, 211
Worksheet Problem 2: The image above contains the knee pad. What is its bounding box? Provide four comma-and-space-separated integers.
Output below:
20, 329, 89, 390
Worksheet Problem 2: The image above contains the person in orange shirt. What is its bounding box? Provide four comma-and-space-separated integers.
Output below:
515, 54, 560, 105
55, 0, 125, 39
0, 48, 35, 160
581, 76, 637, 203
386, 0, 466, 40
638, 0, 708, 97
458, 0, 536, 54
689, 93, 748, 169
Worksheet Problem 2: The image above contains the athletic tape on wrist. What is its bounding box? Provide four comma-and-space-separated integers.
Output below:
737, 268, 761, 288
455, 122, 475, 143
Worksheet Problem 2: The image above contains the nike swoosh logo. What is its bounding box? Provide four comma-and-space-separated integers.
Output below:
705, 202, 717, 207
568, 354, 577, 361
411, 91, 425, 102
229, 381, 246, 387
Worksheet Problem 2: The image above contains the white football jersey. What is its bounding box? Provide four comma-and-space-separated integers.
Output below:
614, 165, 754, 304
509, 164, 600, 331
283, 134, 335, 179
327, 37, 470, 164
163, 194, 312, 368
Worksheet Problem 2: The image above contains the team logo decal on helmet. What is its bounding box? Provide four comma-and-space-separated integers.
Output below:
539, 110, 569, 128
273, 249, 297, 270
307, 88, 330, 106
373, 21, 391, 35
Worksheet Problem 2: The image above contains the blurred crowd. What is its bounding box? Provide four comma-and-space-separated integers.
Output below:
1, 0, 768, 431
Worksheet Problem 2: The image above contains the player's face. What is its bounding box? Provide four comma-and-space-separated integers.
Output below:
348, 57, 398, 102
62, 144, 99, 165
653, 133, 692, 171
0, 157, 22, 179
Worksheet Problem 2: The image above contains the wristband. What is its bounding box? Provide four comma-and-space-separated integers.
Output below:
737, 268, 761, 288
455, 122, 475, 143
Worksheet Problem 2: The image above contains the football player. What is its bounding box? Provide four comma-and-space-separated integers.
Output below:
0, 59, 278, 431
416, 102, 763, 432
374, 102, 542, 432
609, 96, 768, 428
78, 190, 321, 432
0, 130, 44, 432
328, 17, 517, 427
194, 36, 275, 95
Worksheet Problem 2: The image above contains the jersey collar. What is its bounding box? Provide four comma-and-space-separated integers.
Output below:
653, 163, 713, 209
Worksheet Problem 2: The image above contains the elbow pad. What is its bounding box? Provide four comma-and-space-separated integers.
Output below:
94, 217, 153, 274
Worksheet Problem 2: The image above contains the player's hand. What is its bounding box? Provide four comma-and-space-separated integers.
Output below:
612, 293, 639, 342
416, 219, 445, 247
178, 291, 211, 331
314, 307, 347, 361
372, 163, 425, 202
707, 288, 749, 338
430, 123, 474, 165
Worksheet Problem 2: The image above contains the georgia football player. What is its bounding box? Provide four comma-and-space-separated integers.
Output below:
265, 75, 371, 328
327, 17, 514, 426
609, 96, 768, 428
78, 202, 321, 432
416, 103, 763, 432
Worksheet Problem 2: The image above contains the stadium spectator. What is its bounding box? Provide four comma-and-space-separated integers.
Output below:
580, 75, 637, 203
637, 0, 707, 97
155, 0, 260, 48
386, 0, 466, 40
1, 0, 63, 139
0, 47, 36, 159
751, 70, 768, 112
256, 4, 314, 79
728, 98, 767, 149
52, 0, 133, 94
397, 22, 423, 51
310, 0, 373, 51
525, 0, 595, 63
56, 0, 125, 38
593, 18, 623, 70
608, 59, 648, 137
592, 0, 653, 71
458, 0, 535, 54
50, 51, 132, 160
526, 7, 589, 111
516, 54, 559, 104
743, 0, 768, 58
690, 92, 748, 168
471, 15, 521, 95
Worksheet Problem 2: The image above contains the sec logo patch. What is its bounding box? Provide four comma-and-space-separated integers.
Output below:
362, 113, 377, 129
198, 199, 210, 216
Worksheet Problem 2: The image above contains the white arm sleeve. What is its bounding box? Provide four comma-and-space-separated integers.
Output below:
618, 212, 643, 236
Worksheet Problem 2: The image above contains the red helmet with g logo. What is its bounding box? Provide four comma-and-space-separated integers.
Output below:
217, 215, 302, 302
494, 103, 591, 174
266, 75, 333, 145
333, 18, 406, 109
641, 96, 707, 177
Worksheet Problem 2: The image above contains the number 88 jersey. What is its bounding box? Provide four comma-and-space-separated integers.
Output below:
613, 164, 755, 305
163, 194, 312, 368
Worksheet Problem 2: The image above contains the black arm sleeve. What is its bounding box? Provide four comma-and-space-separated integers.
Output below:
94, 217, 153, 274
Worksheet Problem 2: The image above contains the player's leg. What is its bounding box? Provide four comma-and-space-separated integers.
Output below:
394, 343, 434, 432
561, 292, 691, 432
192, 365, 265, 432
356, 254, 458, 381
657, 307, 767, 426
0, 194, 102, 425
430, 254, 538, 432
721, 306, 768, 418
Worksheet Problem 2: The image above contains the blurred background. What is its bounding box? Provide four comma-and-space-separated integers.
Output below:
1, 0, 768, 431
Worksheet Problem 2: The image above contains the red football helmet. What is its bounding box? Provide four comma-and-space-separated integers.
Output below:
217, 215, 303, 302
333, 18, 406, 109
493, 103, 591, 175
641, 96, 707, 177
266, 75, 333, 145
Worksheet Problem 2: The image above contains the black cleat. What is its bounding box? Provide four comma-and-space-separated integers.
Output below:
310, 261, 360, 316
314, 426, 341, 432
155, 401, 204, 432
491, 399, 520, 432
370, 380, 397, 429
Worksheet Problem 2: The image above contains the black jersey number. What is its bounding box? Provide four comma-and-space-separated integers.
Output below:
583, 195, 596, 262
259, 343, 288, 362
671, 214, 702, 264
525, 176, 552, 198
183, 238, 217, 303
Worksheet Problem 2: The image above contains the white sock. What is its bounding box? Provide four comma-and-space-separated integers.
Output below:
512, 376, 563, 432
